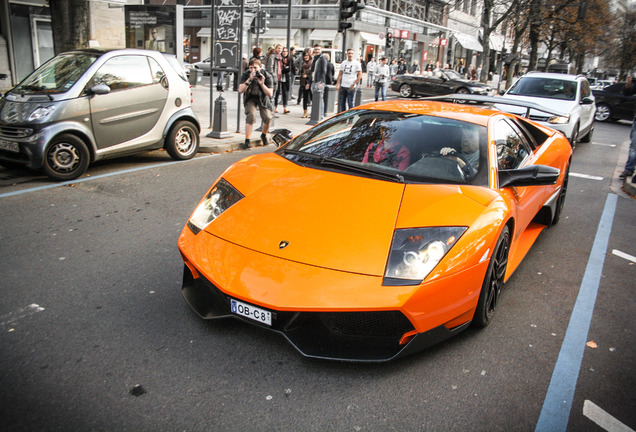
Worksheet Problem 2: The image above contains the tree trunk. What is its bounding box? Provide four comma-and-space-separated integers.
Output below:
49, 0, 90, 54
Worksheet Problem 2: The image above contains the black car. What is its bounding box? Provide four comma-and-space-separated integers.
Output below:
592, 82, 636, 122
390, 69, 493, 98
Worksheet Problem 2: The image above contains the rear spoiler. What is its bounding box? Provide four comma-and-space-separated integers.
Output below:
422, 94, 569, 119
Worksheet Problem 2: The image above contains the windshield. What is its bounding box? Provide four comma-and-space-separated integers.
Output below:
13, 52, 100, 94
278, 110, 488, 186
507, 77, 577, 101
443, 70, 463, 80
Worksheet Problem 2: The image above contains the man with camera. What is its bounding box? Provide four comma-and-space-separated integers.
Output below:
374, 57, 390, 101
238, 58, 274, 149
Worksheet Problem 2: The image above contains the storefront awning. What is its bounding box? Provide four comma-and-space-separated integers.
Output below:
261, 28, 299, 39
197, 27, 211, 38
453, 32, 483, 53
309, 29, 337, 41
360, 31, 384, 46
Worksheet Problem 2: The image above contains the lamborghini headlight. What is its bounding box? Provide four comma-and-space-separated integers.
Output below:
384, 227, 467, 285
188, 179, 243, 234
548, 115, 570, 124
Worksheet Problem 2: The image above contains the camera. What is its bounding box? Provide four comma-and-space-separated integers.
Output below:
254, 70, 262, 79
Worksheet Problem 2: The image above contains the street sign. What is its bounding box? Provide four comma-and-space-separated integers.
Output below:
378, 32, 385, 40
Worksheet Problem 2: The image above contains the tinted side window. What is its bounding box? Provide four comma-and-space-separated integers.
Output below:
91, 55, 154, 91
580, 80, 591, 98
494, 120, 531, 170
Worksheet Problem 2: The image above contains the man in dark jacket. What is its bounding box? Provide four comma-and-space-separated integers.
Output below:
619, 76, 636, 183
238, 58, 274, 149
308, 45, 328, 120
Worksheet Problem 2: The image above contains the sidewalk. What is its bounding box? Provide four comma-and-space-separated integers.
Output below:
191, 84, 326, 153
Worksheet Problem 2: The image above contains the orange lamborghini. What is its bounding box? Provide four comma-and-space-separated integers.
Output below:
178, 98, 572, 362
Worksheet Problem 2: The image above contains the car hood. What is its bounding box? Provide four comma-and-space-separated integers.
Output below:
204, 153, 490, 276
496, 94, 575, 117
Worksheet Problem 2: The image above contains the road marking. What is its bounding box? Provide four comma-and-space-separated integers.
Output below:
0, 304, 45, 330
570, 172, 604, 181
583, 400, 635, 432
612, 249, 636, 263
592, 143, 617, 148
535, 193, 617, 432
0, 154, 220, 199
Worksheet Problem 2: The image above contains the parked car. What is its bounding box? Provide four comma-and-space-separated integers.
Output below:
0, 48, 200, 180
391, 69, 493, 98
592, 82, 636, 122
178, 97, 572, 362
497, 72, 595, 146
193, 57, 211, 74
590, 79, 614, 90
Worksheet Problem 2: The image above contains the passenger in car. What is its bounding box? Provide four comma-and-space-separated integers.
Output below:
362, 126, 411, 170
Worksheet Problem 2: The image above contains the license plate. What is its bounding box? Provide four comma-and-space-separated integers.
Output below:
230, 298, 272, 326
0, 140, 19, 153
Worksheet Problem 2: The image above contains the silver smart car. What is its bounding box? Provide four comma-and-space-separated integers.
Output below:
0, 49, 200, 180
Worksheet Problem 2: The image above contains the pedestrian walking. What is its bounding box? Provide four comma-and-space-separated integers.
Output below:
265, 44, 283, 112
336, 48, 362, 112
374, 57, 390, 101
298, 50, 313, 118
618, 76, 636, 183
288, 47, 298, 100
308, 45, 328, 120
238, 58, 274, 149
274, 47, 291, 114
366, 57, 376, 87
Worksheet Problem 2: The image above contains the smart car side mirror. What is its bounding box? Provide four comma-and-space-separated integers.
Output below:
498, 165, 560, 188
89, 84, 111, 95
271, 128, 293, 147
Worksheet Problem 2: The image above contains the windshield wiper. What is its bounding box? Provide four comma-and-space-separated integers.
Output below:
281, 149, 404, 183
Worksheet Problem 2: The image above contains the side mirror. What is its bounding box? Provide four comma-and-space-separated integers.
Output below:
498, 89, 505, 96
89, 84, 111, 95
499, 165, 560, 188
270, 128, 293, 147
580, 97, 594, 105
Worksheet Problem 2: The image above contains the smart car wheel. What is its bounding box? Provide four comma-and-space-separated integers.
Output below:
43, 134, 90, 181
473, 225, 510, 328
594, 104, 611, 122
399, 84, 413, 98
456, 87, 469, 94
165, 120, 199, 160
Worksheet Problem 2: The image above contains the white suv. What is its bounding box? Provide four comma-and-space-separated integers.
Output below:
497, 72, 595, 146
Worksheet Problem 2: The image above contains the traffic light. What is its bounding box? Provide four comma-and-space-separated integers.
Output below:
259, 11, 270, 33
386, 32, 392, 48
338, 0, 365, 33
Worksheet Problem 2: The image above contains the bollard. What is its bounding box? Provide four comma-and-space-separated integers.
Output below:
354, 86, 363, 107
307, 84, 324, 125
324, 85, 337, 113
208, 95, 232, 138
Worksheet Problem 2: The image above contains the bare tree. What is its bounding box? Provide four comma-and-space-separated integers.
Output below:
48, 0, 90, 54
603, 8, 636, 79
477, 0, 519, 82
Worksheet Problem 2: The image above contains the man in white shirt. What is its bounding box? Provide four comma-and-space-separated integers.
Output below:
335, 49, 362, 112
374, 57, 391, 101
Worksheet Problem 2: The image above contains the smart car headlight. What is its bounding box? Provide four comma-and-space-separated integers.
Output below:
28, 105, 57, 121
548, 115, 570, 124
188, 179, 243, 234
384, 227, 467, 285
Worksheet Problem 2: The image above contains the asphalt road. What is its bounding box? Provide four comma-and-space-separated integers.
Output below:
0, 121, 634, 431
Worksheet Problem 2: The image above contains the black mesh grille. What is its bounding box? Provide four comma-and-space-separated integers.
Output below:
320, 311, 414, 339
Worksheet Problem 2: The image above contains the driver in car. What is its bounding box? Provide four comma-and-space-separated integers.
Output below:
362, 126, 411, 171
440, 128, 480, 173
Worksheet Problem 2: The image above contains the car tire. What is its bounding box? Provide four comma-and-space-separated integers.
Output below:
579, 125, 593, 143
42, 134, 90, 181
569, 123, 579, 147
473, 225, 510, 328
456, 87, 470, 94
594, 104, 612, 122
165, 120, 199, 160
399, 84, 413, 98
552, 163, 570, 225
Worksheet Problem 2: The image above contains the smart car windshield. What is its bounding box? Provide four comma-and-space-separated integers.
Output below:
279, 110, 488, 186
507, 77, 577, 101
13, 52, 100, 94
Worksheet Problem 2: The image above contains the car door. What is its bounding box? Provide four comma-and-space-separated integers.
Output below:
88, 54, 168, 150
494, 118, 545, 237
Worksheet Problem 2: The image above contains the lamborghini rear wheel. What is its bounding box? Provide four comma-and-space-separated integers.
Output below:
473, 225, 510, 328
